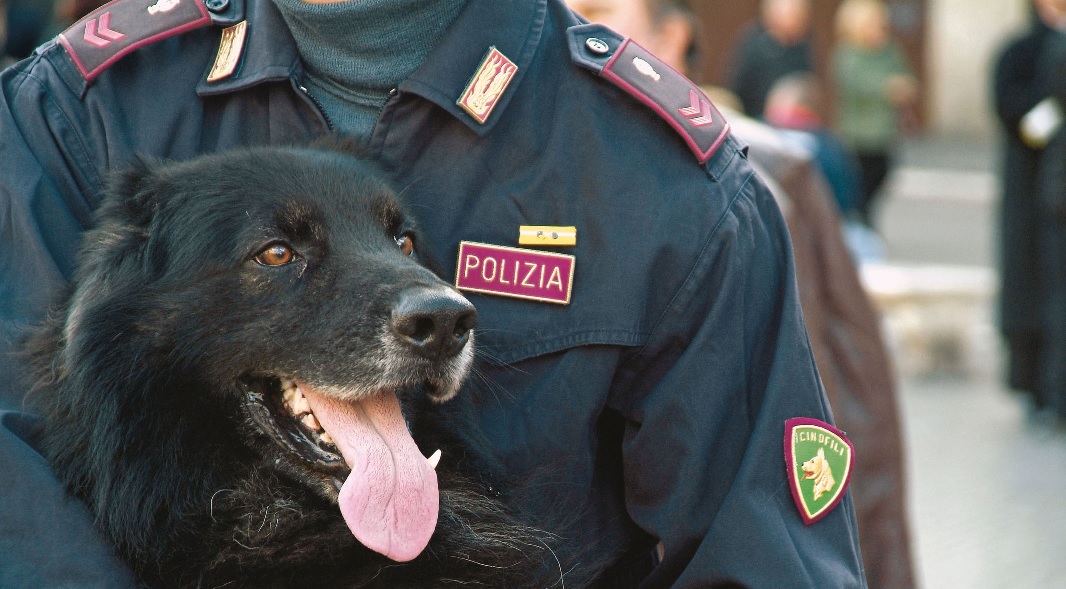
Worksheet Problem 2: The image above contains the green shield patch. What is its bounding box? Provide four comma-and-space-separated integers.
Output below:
784, 417, 854, 525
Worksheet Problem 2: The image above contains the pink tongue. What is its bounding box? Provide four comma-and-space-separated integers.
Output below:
301, 387, 438, 562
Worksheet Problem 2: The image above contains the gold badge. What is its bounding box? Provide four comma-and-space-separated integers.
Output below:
518, 226, 576, 247
206, 21, 247, 83
457, 47, 517, 124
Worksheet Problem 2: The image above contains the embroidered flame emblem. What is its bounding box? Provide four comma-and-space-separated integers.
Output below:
458, 47, 518, 124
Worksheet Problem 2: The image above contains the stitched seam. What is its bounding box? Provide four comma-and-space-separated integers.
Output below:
630, 163, 755, 362
9, 66, 103, 196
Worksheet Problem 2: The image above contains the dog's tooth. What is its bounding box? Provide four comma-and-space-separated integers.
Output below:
292, 395, 311, 416
426, 449, 442, 470
280, 377, 295, 391
320, 431, 334, 445
302, 413, 322, 432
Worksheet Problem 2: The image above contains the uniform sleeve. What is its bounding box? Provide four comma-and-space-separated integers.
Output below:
0, 411, 140, 588
0, 54, 137, 585
616, 158, 867, 588
0, 51, 104, 410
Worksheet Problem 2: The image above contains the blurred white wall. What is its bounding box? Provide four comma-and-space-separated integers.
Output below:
926, 0, 1028, 137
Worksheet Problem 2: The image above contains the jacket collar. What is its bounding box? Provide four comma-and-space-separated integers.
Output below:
195, 0, 302, 96
197, 0, 547, 136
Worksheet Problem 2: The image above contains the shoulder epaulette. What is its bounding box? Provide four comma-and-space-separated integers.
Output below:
567, 23, 730, 165
58, 0, 214, 82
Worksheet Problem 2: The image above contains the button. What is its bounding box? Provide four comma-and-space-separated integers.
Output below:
204, 0, 229, 13
585, 37, 610, 56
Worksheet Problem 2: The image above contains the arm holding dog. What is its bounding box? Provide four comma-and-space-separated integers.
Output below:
0, 0, 868, 585
612, 168, 865, 586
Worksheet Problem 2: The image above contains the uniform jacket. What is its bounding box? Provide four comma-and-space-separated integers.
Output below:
0, 0, 867, 586
730, 115, 914, 589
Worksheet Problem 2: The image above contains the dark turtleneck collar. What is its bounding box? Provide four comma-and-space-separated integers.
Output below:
270, 0, 467, 136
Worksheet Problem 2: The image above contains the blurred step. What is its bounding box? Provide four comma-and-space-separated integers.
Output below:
861, 263, 997, 378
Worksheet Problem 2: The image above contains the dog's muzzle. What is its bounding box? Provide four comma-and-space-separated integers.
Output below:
390, 286, 477, 361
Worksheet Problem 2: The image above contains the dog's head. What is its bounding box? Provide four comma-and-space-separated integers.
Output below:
801, 448, 828, 481
39, 144, 477, 562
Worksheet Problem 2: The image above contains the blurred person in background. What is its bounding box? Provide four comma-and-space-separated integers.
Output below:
832, 0, 918, 229
990, 0, 1066, 417
40, 0, 110, 43
765, 72, 862, 221
566, 0, 699, 76
1030, 0, 1066, 425
763, 72, 889, 263
727, 0, 813, 119
569, 1, 916, 586
0, 0, 49, 67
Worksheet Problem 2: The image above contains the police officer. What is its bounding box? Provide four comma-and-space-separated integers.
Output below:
0, 0, 867, 586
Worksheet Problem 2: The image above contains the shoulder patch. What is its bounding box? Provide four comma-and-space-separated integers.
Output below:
567, 24, 730, 164
58, 0, 211, 82
784, 417, 854, 525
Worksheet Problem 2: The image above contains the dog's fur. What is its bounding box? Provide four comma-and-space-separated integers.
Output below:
25, 144, 595, 588
802, 448, 836, 501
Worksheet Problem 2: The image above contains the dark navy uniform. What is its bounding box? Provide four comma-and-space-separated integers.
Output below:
0, 0, 867, 586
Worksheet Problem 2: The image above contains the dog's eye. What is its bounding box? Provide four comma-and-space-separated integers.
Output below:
255, 243, 295, 267
395, 233, 415, 257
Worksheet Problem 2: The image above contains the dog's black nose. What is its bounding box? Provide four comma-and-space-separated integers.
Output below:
391, 288, 477, 360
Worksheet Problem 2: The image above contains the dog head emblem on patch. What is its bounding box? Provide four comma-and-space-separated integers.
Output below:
802, 447, 835, 501
784, 417, 854, 525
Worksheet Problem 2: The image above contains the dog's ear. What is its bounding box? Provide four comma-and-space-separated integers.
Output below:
104, 155, 165, 229
80, 155, 175, 281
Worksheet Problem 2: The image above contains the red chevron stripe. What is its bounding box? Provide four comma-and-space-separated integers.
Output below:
97, 12, 125, 41
82, 12, 125, 48
679, 90, 713, 127
678, 90, 701, 117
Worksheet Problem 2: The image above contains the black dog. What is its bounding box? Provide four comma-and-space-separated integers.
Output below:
25, 144, 590, 588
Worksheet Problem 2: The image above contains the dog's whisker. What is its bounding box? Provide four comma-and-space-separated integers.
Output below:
394, 173, 428, 202
209, 489, 235, 523
532, 534, 566, 589
452, 556, 513, 570
472, 349, 530, 377
473, 370, 518, 406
